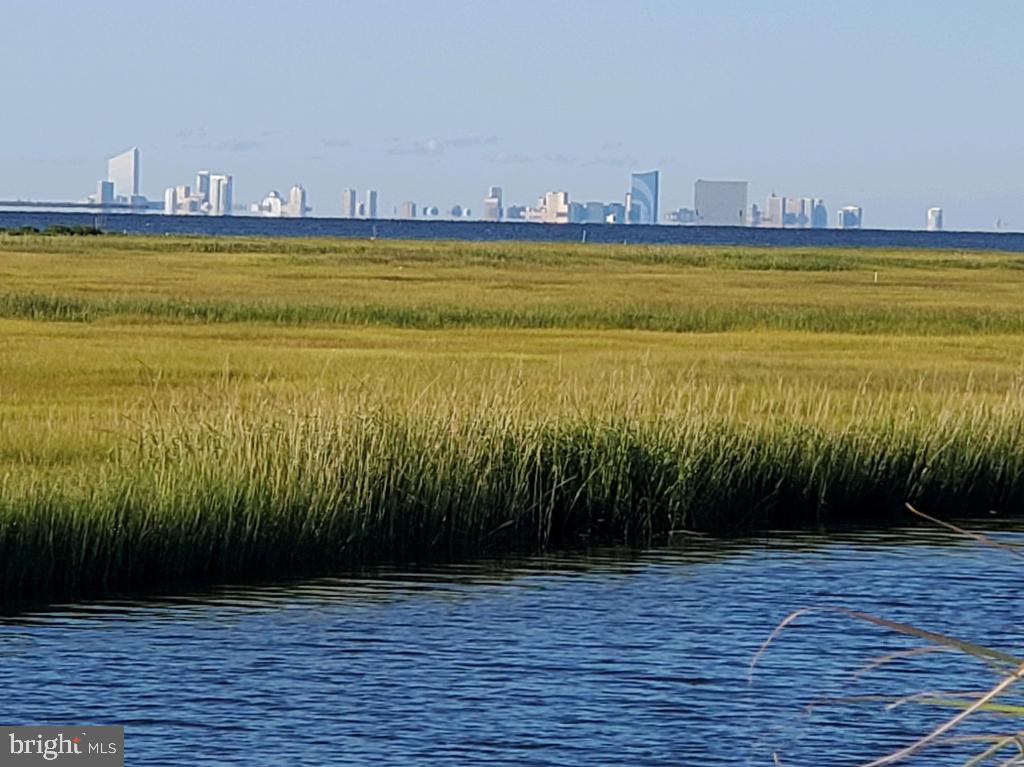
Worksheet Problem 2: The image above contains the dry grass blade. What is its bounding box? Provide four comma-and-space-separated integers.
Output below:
905, 503, 1024, 560
995, 752, 1024, 767
885, 690, 987, 712
859, 662, 1024, 766
838, 608, 1022, 669
749, 607, 820, 682
750, 606, 1022, 684
853, 645, 951, 679
962, 734, 1024, 767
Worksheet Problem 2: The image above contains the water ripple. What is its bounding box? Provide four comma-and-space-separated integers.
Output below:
1, 526, 1022, 765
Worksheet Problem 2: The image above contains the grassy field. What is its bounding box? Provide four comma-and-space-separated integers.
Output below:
2, 232, 1024, 607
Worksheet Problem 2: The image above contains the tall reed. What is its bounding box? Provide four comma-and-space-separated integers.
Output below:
2, 384, 1023, 608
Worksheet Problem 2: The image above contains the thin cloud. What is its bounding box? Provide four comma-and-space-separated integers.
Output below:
181, 137, 263, 152
209, 139, 263, 152
445, 135, 499, 148
584, 154, 638, 167
387, 135, 499, 155
175, 127, 207, 142
387, 138, 444, 156
543, 153, 577, 164
483, 151, 534, 164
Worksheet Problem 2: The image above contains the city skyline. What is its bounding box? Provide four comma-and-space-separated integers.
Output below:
2, 2, 1022, 230
17, 143, 970, 233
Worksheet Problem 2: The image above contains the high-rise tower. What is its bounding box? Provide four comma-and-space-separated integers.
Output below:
107, 148, 140, 200
341, 188, 357, 218
627, 170, 659, 224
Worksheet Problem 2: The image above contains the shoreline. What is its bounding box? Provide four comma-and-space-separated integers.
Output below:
4, 211, 1024, 251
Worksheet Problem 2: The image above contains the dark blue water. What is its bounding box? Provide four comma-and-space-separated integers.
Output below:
1, 528, 1021, 766
4, 210, 1024, 251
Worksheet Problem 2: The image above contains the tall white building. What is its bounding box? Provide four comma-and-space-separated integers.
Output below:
927, 207, 943, 231
764, 194, 786, 228
341, 188, 357, 218
483, 186, 503, 221
252, 191, 284, 217
288, 184, 307, 217
208, 174, 233, 216
365, 190, 378, 219
164, 187, 177, 215
107, 148, 140, 200
694, 180, 748, 226
195, 172, 211, 204
162, 182, 212, 215
525, 191, 571, 223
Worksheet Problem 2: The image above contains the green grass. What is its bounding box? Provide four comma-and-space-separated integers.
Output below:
4, 292, 1024, 334
2, 234, 1024, 608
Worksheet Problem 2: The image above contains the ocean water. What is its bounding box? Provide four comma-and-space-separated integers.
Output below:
3, 210, 1024, 251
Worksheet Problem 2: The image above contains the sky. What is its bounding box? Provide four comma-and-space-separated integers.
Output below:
0, 0, 1022, 230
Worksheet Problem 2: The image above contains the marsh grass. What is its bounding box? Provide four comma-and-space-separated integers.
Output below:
4, 292, 1024, 336
3, 382, 1024, 609
2, 233, 1022, 270
3, 235, 1024, 607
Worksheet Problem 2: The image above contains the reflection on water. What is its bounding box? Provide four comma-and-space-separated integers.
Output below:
1, 526, 1022, 766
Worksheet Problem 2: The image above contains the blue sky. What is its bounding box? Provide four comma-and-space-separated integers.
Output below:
1, 0, 1021, 229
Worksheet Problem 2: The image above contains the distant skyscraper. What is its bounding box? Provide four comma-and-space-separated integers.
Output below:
604, 202, 626, 224
175, 185, 197, 214
927, 207, 943, 231
627, 170, 659, 224
96, 180, 114, 205
365, 190, 378, 219
254, 191, 285, 217
837, 206, 863, 229
694, 180, 747, 226
107, 148, 139, 200
811, 199, 828, 228
341, 188, 357, 218
784, 198, 809, 227
163, 187, 177, 215
668, 207, 697, 224
399, 201, 417, 219
764, 194, 786, 228
196, 171, 211, 204
208, 174, 233, 216
581, 202, 607, 224
288, 184, 307, 217
483, 186, 503, 221
525, 191, 571, 223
